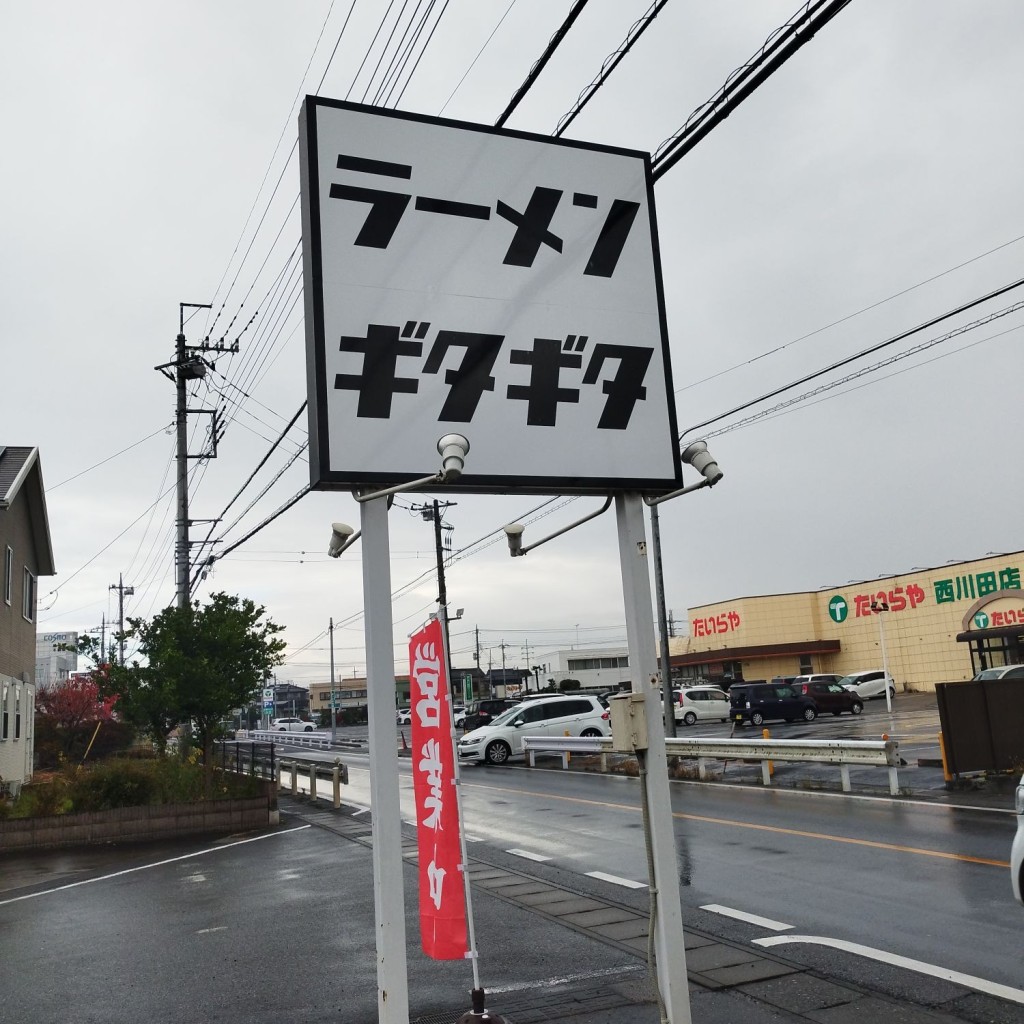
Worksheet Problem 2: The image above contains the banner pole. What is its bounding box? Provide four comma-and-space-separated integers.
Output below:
439, 600, 482, 990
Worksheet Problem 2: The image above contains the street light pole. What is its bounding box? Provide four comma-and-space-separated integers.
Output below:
871, 599, 892, 712
329, 616, 337, 742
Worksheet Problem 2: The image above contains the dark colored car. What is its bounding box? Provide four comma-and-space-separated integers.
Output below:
793, 676, 864, 716
461, 698, 518, 731
729, 682, 818, 726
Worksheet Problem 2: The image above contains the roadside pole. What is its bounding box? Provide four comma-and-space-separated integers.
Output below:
360, 495, 409, 1023
616, 493, 692, 1024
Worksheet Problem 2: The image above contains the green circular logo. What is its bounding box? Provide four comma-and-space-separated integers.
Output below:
973, 611, 990, 629
828, 595, 849, 623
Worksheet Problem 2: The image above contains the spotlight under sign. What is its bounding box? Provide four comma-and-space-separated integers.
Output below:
300, 96, 682, 496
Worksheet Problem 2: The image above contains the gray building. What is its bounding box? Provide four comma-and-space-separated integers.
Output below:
35, 630, 78, 688
1, 447, 55, 796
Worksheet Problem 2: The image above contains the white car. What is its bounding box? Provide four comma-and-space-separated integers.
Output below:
674, 686, 730, 727
457, 694, 610, 766
1013, 772, 1024, 905
973, 665, 1024, 680
839, 670, 896, 701
396, 708, 412, 725
452, 705, 467, 728
271, 717, 317, 732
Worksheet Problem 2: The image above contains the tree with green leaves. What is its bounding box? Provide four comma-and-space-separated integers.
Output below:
117, 592, 286, 790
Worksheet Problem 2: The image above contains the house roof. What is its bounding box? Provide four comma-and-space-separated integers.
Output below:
0, 446, 55, 576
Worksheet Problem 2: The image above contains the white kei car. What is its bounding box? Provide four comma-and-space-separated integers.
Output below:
674, 686, 730, 726
839, 670, 896, 701
457, 694, 610, 765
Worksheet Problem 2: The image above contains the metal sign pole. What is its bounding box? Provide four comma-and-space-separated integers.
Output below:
615, 493, 692, 1024
360, 495, 410, 1023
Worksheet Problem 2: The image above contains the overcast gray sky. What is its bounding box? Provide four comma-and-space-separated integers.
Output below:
6, 1, 1023, 687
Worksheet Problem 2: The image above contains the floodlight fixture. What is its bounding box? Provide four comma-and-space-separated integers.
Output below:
437, 433, 470, 482
328, 522, 359, 558
646, 440, 724, 506
354, 434, 472, 503
502, 497, 613, 558
504, 523, 525, 557
681, 440, 723, 486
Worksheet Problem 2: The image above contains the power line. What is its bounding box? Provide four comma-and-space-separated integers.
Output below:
702, 303, 1024, 440
679, 274, 1024, 440
553, 0, 670, 137
494, 0, 592, 128
437, 0, 517, 116
677, 229, 1024, 395
651, 0, 853, 181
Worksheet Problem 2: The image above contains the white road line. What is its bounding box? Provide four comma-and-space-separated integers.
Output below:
464, 834, 485, 843
754, 935, 1024, 1005
488, 964, 645, 994
506, 848, 552, 862
0, 825, 311, 908
586, 870, 647, 889
700, 904, 793, 931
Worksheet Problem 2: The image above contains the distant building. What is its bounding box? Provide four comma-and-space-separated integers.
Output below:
270, 682, 310, 717
35, 630, 78, 688
553, 647, 631, 692
674, 551, 1024, 691
1, 446, 56, 797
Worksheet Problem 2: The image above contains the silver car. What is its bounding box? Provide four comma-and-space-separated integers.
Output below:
1012, 772, 1024, 905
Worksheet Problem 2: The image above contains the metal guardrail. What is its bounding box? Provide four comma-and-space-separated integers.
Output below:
248, 729, 333, 750
520, 734, 902, 795
212, 740, 278, 780
278, 758, 350, 808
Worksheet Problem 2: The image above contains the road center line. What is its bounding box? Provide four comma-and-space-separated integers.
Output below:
0, 825, 311, 907
700, 904, 793, 931
754, 935, 1024, 1005
457, 781, 1010, 867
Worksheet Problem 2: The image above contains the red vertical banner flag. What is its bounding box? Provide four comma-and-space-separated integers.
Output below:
409, 618, 468, 960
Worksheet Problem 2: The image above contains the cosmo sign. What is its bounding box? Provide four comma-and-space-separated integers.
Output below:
299, 97, 681, 495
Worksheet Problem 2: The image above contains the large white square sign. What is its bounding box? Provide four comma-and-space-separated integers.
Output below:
300, 97, 682, 495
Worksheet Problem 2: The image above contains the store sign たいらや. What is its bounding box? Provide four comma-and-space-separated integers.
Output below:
300, 98, 681, 495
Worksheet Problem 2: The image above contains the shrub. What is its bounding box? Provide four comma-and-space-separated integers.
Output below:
4, 774, 74, 818
3, 757, 265, 818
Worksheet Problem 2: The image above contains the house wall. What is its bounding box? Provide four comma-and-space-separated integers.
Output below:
0, 677, 35, 796
0, 487, 40, 681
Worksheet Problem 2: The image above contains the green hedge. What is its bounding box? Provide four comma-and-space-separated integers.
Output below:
0, 758, 264, 819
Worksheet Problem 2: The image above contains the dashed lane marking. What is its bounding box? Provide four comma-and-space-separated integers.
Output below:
700, 904, 793, 931
506, 848, 552, 862
585, 871, 646, 889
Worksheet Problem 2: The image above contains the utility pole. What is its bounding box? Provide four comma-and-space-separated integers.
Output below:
521, 640, 533, 693
474, 625, 480, 667
156, 301, 237, 609
416, 499, 458, 699
109, 574, 135, 665
329, 616, 337, 742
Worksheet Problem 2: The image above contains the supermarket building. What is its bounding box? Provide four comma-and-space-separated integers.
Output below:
672, 551, 1024, 693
